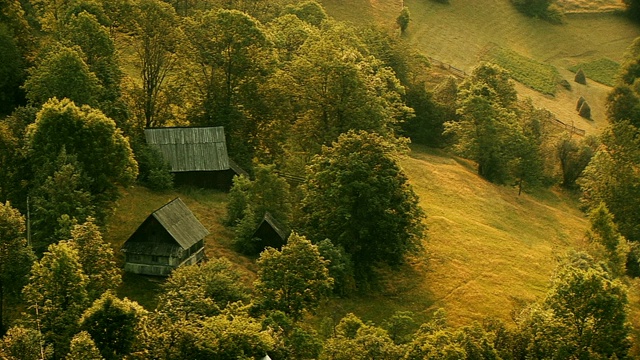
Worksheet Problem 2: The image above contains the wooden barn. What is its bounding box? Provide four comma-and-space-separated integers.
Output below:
252, 212, 290, 251
145, 127, 247, 190
122, 198, 208, 276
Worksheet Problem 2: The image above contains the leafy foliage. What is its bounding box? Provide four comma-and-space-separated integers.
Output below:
23, 45, 101, 107
158, 258, 250, 319
79, 292, 146, 360
23, 241, 89, 357
254, 232, 333, 321
0, 202, 35, 333
66, 331, 103, 360
69, 219, 122, 302
579, 121, 640, 242
27, 98, 138, 221
556, 134, 597, 189
0, 326, 51, 360
301, 130, 425, 279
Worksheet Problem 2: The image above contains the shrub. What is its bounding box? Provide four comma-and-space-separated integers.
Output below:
575, 68, 587, 84
397, 7, 410, 34
579, 101, 591, 119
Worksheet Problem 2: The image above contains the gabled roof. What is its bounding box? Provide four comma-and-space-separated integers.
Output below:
257, 212, 290, 241
145, 127, 230, 172
151, 198, 209, 249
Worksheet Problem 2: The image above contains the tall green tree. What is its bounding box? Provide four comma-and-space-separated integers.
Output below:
69, 220, 121, 301
445, 63, 521, 184
23, 241, 89, 358
277, 27, 413, 155
0, 326, 51, 360
30, 151, 94, 253
184, 8, 271, 162
586, 203, 629, 278
254, 232, 333, 321
65, 331, 102, 360
78, 292, 146, 360
0, 202, 35, 334
23, 45, 102, 108
301, 130, 425, 279
27, 98, 138, 221
579, 121, 640, 242
541, 253, 630, 358
131, 0, 181, 129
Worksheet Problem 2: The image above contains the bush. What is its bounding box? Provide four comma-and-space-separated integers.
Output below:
579, 101, 591, 119
396, 7, 410, 34
133, 142, 173, 191
574, 68, 587, 85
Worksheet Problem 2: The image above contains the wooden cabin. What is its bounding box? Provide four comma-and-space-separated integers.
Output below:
122, 198, 208, 276
145, 127, 247, 190
252, 212, 290, 251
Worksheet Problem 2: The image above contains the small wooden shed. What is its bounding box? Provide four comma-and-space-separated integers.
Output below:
122, 198, 208, 276
145, 127, 247, 190
252, 212, 290, 250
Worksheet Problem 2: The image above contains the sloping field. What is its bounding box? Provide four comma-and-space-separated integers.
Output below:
318, 146, 590, 327
398, 146, 589, 325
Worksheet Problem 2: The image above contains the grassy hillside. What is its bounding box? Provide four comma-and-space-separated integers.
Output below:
105, 146, 591, 327
320, 0, 639, 135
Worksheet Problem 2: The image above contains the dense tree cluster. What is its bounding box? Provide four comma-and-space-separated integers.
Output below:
1, 0, 639, 358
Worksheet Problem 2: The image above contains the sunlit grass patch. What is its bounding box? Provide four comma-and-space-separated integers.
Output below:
569, 58, 620, 86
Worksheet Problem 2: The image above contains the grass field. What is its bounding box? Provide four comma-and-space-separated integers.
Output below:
105, 146, 590, 326
482, 44, 561, 95
569, 57, 621, 86
319, 0, 639, 133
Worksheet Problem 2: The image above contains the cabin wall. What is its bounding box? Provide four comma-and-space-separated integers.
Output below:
173, 170, 236, 191
124, 245, 205, 276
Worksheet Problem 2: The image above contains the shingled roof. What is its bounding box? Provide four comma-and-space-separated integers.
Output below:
151, 197, 209, 249
145, 127, 230, 172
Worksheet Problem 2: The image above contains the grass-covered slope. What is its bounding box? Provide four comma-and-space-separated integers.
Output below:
396, 146, 588, 325
104, 146, 591, 326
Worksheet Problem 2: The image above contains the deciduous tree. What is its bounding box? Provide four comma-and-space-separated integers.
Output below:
157, 258, 250, 319
27, 98, 138, 221
23, 241, 89, 358
23, 45, 101, 108
254, 232, 333, 321
79, 292, 146, 360
69, 220, 121, 301
66, 331, 102, 360
301, 130, 425, 279
0, 202, 35, 334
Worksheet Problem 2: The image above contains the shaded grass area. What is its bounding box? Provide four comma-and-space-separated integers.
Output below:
569, 58, 620, 86
482, 44, 561, 95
